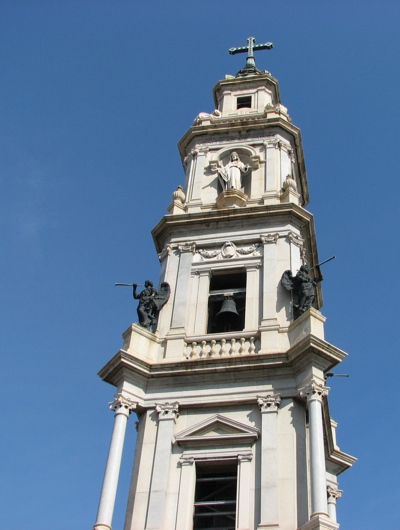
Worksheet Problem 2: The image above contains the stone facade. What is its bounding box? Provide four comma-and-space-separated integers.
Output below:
93, 64, 355, 530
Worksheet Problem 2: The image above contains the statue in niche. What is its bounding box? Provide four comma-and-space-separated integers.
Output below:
281, 265, 322, 317
133, 280, 170, 330
218, 151, 251, 191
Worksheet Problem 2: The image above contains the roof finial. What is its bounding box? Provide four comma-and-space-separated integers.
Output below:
229, 36, 273, 77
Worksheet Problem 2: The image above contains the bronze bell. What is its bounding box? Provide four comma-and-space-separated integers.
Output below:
215, 296, 242, 332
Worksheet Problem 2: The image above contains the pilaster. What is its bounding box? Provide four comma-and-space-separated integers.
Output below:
145, 402, 179, 530
257, 394, 281, 530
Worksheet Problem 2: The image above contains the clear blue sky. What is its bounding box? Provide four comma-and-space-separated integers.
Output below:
1, 2, 399, 529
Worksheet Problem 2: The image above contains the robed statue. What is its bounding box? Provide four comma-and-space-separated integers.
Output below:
133, 280, 170, 330
218, 151, 251, 191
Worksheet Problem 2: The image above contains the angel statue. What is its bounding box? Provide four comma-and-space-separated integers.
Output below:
281, 265, 322, 318
218, 151, 251, 191
133, 280, 170, 330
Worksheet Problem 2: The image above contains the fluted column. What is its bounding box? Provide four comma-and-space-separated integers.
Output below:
145, 402, 179, 530
93, 394, 137, 530
257, 394, 281, 529
300, 382, 329, 517
327, 485, 342, 523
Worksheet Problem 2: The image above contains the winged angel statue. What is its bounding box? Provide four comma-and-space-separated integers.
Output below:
133, 280, 170, 330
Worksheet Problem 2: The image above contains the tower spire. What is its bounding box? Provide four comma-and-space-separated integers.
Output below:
229, 36, 273, 76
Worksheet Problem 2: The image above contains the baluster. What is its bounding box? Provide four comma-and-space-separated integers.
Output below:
220, 338, 227, 356
239, 337, 246, 355
200, 340, 207, 358
249, 337, 256, 354
190, 341, 197, 359
210, 340, 217, 357
229, 338, 237, 356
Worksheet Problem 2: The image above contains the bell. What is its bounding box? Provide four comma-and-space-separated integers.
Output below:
215, 297, 242, 332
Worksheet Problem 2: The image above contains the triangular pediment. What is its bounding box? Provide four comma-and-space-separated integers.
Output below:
175, 414, 259, 447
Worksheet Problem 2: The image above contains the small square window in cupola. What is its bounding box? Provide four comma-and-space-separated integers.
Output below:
237, 95, 252, 110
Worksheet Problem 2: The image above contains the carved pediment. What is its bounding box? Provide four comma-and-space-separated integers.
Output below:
175, 414, 259, 447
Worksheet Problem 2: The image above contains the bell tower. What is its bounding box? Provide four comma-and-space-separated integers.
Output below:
93, 38, 355, 530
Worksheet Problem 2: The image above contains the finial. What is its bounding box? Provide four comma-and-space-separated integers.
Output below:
229, 37, 273, 77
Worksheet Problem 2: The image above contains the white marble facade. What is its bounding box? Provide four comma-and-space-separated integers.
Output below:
93, 70, 355, 530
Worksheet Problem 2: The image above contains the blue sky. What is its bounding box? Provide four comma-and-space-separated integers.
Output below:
1, 2, 399, 529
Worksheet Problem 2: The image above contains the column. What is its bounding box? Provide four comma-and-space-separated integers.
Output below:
257, 394, 281, 529
175, 456, 196, 530
145, 402, 179, 530
237, 453, 253, 530
300, 381, 329, 517
93, 394, 137, 530
327, 486, 342, 523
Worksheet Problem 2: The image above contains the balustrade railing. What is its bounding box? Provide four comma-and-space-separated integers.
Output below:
184, 334, 260, 360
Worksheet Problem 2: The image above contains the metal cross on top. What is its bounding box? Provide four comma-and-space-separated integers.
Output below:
229, 36, 273, 76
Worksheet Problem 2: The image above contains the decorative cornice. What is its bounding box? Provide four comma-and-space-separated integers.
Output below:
155, 401, 180, 420
109, 393, 137, 414
257, 394, 281, 413
299, 380, 330, 403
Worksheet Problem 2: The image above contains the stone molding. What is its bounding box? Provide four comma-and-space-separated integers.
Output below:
155, 401, 180, 421
109, 393, 137, 414
300, 381, 330, 403
257, 394, 281, 413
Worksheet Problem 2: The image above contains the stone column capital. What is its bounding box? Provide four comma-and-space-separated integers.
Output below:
300, 381, 329, 403
178, 456, 195, 467
109, 393, 137, 415
327, 485, 343, 501
257, 394, 281, 413
238, 452, 253, 463
155, 401, 180, 421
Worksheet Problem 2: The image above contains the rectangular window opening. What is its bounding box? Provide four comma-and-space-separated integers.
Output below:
237, 96, 252, 109
207, 270, 246, 334
193, 461, 237, 530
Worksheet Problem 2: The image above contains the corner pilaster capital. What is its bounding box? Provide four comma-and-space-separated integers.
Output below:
257, 394, 281, 413
155, 401, 180, 421
109, 393, 137, 415
299, 380, 329, 403
260, 233, 279, 245
178, 242, 196, 254
327, 485, 343, 502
